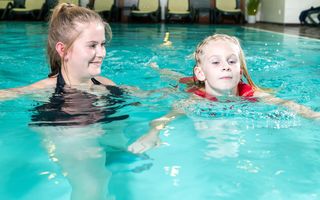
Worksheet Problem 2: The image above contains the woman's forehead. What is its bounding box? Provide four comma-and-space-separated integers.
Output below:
76, 22, 105, 38
75, 21, 104, 31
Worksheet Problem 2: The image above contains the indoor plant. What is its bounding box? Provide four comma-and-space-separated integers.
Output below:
247, 0, 260, 23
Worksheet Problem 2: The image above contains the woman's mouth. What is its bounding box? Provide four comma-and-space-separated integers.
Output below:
90, 61, 102, 66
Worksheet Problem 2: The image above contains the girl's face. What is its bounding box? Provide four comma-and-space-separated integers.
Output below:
64, 21, 106, 81
195, 40, 242, 96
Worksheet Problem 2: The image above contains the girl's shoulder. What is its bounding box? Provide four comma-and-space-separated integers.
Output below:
238, 82, 255, 97
252, 90, 271, 98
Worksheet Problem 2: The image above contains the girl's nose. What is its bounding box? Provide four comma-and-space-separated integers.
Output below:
221, 62, 231, 71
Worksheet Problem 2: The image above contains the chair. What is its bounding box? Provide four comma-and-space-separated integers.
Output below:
130, 0, 160, 22
87, 0, 118, 22
56, 0, 79, 6
165, 0, 195, 23
0, 0, 14, 19
212, 0, 244, 24
10, 0, 45, 20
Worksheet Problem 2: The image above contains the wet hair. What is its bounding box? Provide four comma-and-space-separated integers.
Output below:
194, 34, 265, 92
47, 3, 112, 78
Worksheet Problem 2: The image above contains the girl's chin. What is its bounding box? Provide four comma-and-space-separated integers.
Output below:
214, 84, 237, 91
211, 85, 238, 95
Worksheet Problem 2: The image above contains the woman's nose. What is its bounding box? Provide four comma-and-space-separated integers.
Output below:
96, 46, 106, 57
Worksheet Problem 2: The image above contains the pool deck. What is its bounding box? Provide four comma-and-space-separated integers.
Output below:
245, 23, 320, 39
1, 19, 319, 39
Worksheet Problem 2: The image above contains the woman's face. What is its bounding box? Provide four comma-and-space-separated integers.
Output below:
64, 21, 106, 81
196, 40, 242, 96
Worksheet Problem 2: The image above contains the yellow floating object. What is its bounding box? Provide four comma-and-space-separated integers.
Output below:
163, 32, 172, 46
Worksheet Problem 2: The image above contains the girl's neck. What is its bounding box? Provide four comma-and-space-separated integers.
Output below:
205, 86, 238, 97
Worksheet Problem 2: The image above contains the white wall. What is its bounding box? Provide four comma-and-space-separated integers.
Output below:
284, 0, 320, 23
259, 0, 285, 23
259, 0, 320, 24
79, 0, 89, 7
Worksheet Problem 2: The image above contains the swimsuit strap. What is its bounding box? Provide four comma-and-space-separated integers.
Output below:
55, 68, 102, 94
91, 77, 102, 85
91, 77, 124, 96
55, 69, 66, 94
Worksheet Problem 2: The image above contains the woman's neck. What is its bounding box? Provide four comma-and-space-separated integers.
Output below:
61, 67, 93, 87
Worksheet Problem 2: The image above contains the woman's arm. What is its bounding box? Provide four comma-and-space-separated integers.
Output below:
255, 91, 320, 119
128, 109, 184, 154
0, 78, 56, 100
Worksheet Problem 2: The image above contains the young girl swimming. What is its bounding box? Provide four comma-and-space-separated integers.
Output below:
128, 34, 320, 154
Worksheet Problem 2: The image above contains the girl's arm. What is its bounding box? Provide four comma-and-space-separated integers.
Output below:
127, 63, 188, 153
149, 62, 184, 81
255, 91, 320, 119
128, 109, 184, 154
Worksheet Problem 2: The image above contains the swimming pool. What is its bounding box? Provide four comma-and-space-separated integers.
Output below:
0, 22, 320, 200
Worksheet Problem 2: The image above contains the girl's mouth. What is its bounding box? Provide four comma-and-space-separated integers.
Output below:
220, 76, 232, 80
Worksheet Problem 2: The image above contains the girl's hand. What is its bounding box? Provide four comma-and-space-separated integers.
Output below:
256, 91, 320, 120
128, 130, 161, 154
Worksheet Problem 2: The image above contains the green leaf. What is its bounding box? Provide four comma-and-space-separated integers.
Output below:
247, 0, 260, 15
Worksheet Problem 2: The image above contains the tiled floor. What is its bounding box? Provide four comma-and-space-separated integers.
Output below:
245, 23, 320, 39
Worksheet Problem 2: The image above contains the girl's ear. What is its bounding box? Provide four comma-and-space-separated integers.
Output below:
55, 42, 67, 60
194, 66, 206, 81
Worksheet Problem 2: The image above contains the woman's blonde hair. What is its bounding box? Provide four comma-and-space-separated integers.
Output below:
47, 3, 112, 77
194, 34, 266, 92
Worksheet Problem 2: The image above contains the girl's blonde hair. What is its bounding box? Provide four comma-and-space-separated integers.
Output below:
194, 34, 265, 92
47, 3, 112, 77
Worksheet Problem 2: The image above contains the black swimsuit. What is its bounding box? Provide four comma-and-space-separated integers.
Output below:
30, 72, 129, 126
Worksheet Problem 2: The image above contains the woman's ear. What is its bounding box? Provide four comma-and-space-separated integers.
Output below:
55, 42, 66, 59
194, 66, 206, 81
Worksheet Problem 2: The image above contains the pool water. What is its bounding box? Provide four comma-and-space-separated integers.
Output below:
0, 22, 320, 200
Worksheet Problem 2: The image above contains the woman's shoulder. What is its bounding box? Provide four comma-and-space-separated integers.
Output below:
0, 77, 57, 99
28, 77, 57, 89
94, 76, 116, 86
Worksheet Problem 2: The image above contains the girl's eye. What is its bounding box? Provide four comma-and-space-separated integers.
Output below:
228, 60, 237, 64
211, 61, 219, 65
89, 44, 97, 48
101, 42, 106, 47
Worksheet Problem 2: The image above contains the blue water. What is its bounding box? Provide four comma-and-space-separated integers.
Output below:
0, 22, 320, 200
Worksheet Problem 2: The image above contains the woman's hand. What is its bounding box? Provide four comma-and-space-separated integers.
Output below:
0, 89, 18, 100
